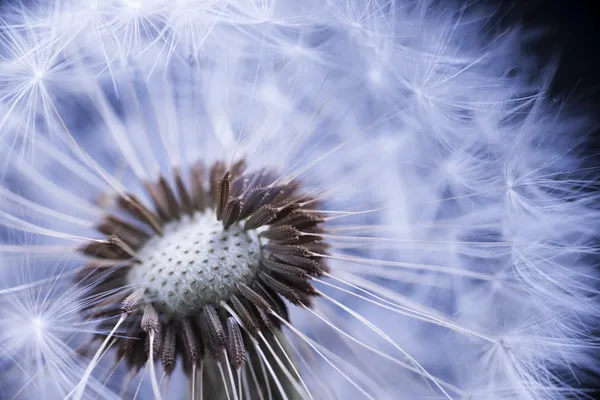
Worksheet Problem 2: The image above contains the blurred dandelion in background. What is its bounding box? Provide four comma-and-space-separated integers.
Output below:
0, 0, 599, 399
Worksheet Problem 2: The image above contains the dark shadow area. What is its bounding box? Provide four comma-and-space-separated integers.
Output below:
510, 0, 600, 148
504, 0, 600, 397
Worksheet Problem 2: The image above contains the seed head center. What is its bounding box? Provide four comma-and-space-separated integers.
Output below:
127, 211, 262, 317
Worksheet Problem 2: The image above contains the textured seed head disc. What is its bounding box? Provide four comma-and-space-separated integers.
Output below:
78, 161, 329, 374
127, 210, 262, 317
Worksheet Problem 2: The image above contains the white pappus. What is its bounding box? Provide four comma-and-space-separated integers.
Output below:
0, 0, 598, 399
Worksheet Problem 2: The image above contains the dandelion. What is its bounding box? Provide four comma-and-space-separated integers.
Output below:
1, 1, 599, 399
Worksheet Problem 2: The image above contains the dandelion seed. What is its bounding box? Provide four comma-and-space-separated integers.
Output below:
72, 159, 329, 397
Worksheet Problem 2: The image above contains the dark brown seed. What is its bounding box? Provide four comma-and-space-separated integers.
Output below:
231, 176, 248, 198
198, 312, 217, 358
199, 305, 226, 358
236, 283, 272, 311
261, 258, 308, 279
228, 161, 247, 198
198, 311, 221, 358
108, 235, 138, 260
294, 232, 325, 246
174, 167, 194, 215
260, 225, 300, 243
145, 323, 161, 358
158, 175, 182, 220
244, 205, 278, 230
121, 289, 144, 314
190, 161, 207, 211
162, 324, 177, 374
82, 271, 129, 300
130, 333, 148, 371
209, 161, 227, 207
79, 241, 130, 260
272, 254, 325, 275
141, 305, 159, 332
269, 203, 301, 225
303, 241, 329, 255
253, 281, 289, 324
86, 293, 127, 318
215, 171, 231, 221
239, 186, 270, 219
272, 181, 301, 204
117, 193, 163, 235
241, 293, 273, 331
264, 244, 311, 258
276, 274, 317, 297
271, 212, 324, 230
204, 305, 226, 347
258, 272, 303, 305
252, 169, 278, 188
97, 215, 150, 248
221, 197, 243, 229
78, 258, 128, 270
227, 318, 246, 369
83, 290, 127, 316
181, 318, 202, 365
144, 181, 171, 222
258, 185, 286, 208
229, 294, 260, 335
117, 319, 142, 364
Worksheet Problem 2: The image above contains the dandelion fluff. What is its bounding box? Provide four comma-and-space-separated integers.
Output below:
0, 1, 598, 399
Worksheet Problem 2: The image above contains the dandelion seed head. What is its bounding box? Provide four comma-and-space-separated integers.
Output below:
72, 152, 330, 382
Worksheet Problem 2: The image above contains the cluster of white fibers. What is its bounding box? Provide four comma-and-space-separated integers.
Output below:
0, 0, 598, 399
